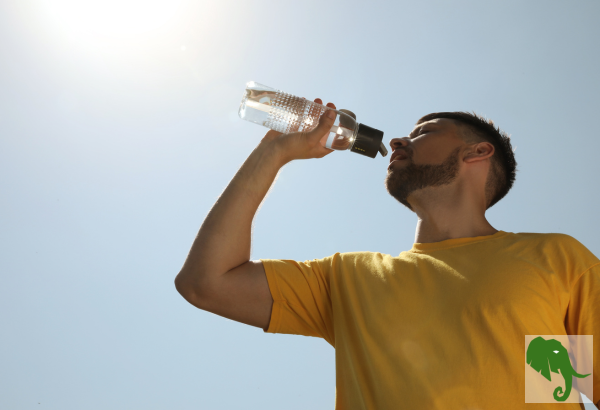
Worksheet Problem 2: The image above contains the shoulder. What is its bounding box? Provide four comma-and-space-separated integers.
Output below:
307, 251, 395, 273
507, 231, 599, 267
509, 231, 590, 250
332, 251, 394, 264
262, 251, 392, 272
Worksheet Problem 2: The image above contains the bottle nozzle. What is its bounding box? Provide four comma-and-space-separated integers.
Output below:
379, 142, 388, 157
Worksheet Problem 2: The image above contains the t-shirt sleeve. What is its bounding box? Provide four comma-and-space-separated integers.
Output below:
564, 263, 600, 403
260, 257, 335, 347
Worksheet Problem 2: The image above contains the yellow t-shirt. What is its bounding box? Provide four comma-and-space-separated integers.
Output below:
261, 231, 600, 409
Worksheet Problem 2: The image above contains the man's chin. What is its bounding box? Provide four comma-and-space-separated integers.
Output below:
385, 189, 414, 211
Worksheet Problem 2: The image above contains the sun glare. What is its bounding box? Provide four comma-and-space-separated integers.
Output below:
38, 0, 182, 39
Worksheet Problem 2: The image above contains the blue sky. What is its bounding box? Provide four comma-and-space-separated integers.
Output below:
1, 0, 599, 408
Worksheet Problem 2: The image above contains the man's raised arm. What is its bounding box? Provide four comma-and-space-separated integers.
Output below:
174, 100, 337, 330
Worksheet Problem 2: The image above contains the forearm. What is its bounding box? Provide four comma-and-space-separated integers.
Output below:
177, 135, 287, 285
175, 100, 336, 303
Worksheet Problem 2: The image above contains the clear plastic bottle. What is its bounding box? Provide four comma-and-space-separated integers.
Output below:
238, 81, 387, 158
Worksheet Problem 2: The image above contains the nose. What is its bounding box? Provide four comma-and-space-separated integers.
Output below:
389, 137, 410, 151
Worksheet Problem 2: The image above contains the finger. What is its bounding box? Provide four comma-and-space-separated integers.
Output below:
314, 147, 335, 159
314, 98, 322, 104
321, 147, 335, 157
307, 102, 337, 142
317, 133, 335, 155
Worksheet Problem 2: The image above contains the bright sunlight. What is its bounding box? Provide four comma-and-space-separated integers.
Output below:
38, 0, 182, 39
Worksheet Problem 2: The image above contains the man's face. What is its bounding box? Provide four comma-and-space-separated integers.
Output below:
384, 118, 467, 210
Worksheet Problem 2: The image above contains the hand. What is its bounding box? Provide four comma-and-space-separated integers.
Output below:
262, 98, 337, 164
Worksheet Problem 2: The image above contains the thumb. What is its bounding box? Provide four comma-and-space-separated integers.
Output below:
307, 107, 337, 142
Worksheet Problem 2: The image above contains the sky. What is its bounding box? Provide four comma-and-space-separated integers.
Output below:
1, 0, 599, 408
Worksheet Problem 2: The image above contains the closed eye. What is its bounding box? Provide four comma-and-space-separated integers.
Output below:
411, 130, 429, 139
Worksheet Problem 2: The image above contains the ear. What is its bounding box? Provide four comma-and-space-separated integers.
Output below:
526, 337, 553, 381
463, 142, 494, 164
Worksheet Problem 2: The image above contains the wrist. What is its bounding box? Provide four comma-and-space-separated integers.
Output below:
258, 133, 292, 167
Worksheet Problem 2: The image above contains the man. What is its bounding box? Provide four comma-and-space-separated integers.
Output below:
175, 98, 599, 409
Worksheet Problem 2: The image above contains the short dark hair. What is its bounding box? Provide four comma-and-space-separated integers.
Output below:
416, 111, 517, 209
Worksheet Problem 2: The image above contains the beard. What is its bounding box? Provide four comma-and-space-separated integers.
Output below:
385, 146, 462, 210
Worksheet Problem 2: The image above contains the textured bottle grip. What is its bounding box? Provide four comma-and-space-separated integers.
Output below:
246, 100, 353, 138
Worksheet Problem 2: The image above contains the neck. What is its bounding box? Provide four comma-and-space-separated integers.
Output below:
409, 181, 498, 244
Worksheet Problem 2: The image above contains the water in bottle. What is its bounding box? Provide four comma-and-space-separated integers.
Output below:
238, 81, 387, 158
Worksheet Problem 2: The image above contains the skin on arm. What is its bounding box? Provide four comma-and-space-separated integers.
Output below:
174, 100, 337, 330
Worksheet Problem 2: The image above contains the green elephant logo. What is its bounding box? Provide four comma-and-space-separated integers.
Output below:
526, 336, 591, 401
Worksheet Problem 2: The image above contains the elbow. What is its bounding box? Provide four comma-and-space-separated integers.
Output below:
174, 270, 200, 305
174, 269, 211, 309
174, 271, 186, 296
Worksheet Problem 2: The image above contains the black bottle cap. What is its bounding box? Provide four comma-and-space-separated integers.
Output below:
338, 109, 386, 159
351, 123, 385, 159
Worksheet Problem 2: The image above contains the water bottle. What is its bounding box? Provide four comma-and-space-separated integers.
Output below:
238, 81, 388, 159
